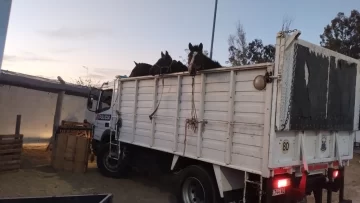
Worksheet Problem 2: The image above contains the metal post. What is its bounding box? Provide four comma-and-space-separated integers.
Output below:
0, 0, 12, 73
209, 0, 218, 59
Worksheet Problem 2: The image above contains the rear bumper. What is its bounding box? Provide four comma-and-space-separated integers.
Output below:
266, 167, 352, 203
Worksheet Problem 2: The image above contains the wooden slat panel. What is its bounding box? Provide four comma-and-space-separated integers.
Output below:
234, 91, 265, 102
137, 101, 153, 108
232, 133, 262, 147
0, 154, 21, 161
235, 81, 259, 92
204, 102, 228, 112
138, 94, 153, 101
235, 69, 266, 82
206, 72, 230, 83
182, 84, 201, 93
0, 134, 23, 139
234, 102, 265, 113
233, 112, 264, 125
206, 83, 229, 92
0, 143, 22, 150
138, 79, 154, 87
122, 87, 135, 94
0, 148, 22, 155
0, 139, 22, 145
182, 75, 201, 85
232, 143, 262, 158
233, 123, 264, 136
122, 81, 135, 88
205, 92, 228, 102
138, 86, 154, 94
180, 93, 201, 102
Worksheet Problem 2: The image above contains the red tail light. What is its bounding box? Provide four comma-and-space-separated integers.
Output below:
333, 170, 339, 179
275, 178, 291, 188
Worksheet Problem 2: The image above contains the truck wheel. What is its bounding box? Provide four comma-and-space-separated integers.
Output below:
96, 143, 130, 178
177, 165, 220, 203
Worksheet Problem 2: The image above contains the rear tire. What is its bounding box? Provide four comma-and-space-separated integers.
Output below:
176, 165, 220, 203
96, 143, 130, 178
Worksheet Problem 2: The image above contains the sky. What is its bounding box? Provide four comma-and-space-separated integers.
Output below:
2, 0, 360, 83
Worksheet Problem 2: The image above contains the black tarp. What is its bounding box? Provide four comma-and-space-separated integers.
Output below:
288, 44, 358, 131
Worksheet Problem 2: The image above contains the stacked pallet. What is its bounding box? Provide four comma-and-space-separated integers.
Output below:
51, 121, 92, 173
0, 134, 23, 172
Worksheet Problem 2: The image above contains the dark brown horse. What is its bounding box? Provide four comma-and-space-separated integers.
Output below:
187, 43, 222, 75
129, 61, 152, 77
150, 51, 188, 76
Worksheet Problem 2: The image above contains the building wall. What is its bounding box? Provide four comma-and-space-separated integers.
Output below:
0, 85, 94, 143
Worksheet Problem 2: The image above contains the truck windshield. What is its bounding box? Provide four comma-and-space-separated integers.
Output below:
97, 89, 113, 113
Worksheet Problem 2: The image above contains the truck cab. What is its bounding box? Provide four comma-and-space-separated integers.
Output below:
87, 76, 126, 154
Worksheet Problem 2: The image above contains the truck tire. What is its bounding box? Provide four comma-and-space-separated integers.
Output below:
96, 143, 130, 178
176, 165, 221, 203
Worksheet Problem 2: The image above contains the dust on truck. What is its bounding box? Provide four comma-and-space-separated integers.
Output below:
87, 30, 358, 203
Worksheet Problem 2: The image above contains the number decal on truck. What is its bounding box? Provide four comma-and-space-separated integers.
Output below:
282, 140, 290, 153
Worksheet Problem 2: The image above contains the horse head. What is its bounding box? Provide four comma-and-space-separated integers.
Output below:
129, 61, 152, 77
188, 43, 205, 75
150, 51, 173, 76
188, 43, 221, 75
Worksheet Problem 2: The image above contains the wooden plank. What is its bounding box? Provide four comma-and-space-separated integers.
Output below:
0, 160, 21, 166
0, 134, 23, 139
0, 148, 22, 155
64, 136, 77, 161
0, 139, 22, 145
0, 154, 21, 161
0, 143, 22, 150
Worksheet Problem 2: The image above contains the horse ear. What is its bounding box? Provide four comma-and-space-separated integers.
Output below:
165, 51, 169, 56
199, 43, 203, 51
189, 43, 194, 51
134, 61, 138, 65
161, 51, 165, 58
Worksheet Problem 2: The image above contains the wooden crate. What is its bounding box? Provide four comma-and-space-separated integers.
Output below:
51, 122, 92, 173
0, 134, 23, 172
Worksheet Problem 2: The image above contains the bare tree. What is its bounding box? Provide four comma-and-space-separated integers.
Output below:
74, 77, 101, 88
227, 17, 293, 66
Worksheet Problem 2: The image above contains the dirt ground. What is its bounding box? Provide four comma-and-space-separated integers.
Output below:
0, 145, 360, 203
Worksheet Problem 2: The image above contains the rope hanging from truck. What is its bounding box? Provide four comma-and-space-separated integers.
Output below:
184, 76, 198, 155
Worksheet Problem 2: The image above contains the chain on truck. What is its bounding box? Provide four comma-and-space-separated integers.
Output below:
86, 30, 358, 203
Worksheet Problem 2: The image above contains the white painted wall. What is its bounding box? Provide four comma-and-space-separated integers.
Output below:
0, 85, 94, 143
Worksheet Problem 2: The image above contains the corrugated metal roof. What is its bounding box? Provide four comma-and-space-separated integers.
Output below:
0, 70, 99, 98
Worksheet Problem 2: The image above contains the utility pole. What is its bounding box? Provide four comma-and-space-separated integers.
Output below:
209, 0, 218, 59
0, 0, 12, 73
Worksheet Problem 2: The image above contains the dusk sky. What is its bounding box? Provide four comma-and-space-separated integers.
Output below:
2, 0, 359, 83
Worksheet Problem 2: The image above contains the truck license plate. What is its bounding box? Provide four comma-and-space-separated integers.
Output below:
272, 188, 285, 196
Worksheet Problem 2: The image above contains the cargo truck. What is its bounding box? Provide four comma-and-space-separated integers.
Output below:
87, 30, 358, 203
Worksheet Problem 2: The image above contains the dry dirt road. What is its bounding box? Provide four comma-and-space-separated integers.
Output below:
0, 145, 359, 203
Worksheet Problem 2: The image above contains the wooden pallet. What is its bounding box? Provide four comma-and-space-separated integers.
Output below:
0, 134, 23, 172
